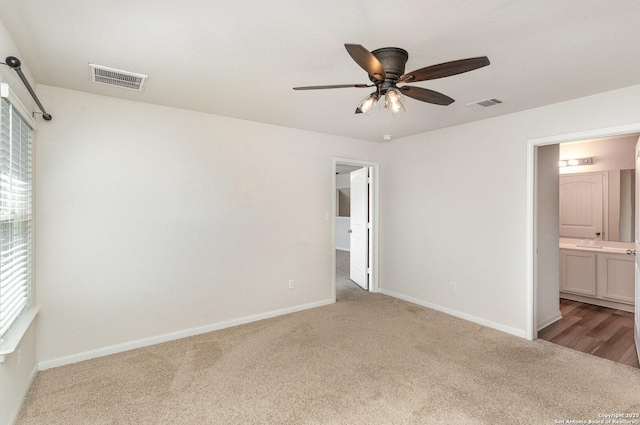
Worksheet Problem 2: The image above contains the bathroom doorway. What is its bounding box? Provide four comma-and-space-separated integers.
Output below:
528, 125, 640, 367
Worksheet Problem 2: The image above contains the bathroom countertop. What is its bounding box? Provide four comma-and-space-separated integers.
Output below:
559, 238, 634, 254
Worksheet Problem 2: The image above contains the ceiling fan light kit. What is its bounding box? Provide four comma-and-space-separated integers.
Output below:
356, 92, 380, 115
294, 44, 490, 117
384, 88, 405, 117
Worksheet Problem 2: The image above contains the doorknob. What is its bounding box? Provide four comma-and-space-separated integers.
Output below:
348, 229, 352, 233
626, 249, 636, 256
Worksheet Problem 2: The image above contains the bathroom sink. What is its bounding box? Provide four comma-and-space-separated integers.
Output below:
575, 240, 602, 248
559, 239, 633, 254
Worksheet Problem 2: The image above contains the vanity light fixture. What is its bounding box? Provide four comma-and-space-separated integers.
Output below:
558, 157, 593, 167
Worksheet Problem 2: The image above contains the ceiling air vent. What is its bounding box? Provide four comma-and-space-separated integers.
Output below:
466, 98, 503, 109
89, 64, 148, 92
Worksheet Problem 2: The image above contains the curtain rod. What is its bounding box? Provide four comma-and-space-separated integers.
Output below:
2, 56, 52, 121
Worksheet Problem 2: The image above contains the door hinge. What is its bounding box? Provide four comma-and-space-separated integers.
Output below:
367, 177, 371, 184
367, 267, 372, 274
367, 222, 371, 229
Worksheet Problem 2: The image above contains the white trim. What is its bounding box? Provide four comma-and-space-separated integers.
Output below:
38, 298, 334, 370
8, 363, 38, 425
537, 311, 562, 331
526, 123, 640, 341
332, 157, 380, 300
0, 82, 37, 129
636, 323, 640, 368
380, 289, 526, 338
335, 247, 350, 252
526, 141, 536, 340
0, 307, 39, 363
528, 124, 640, 146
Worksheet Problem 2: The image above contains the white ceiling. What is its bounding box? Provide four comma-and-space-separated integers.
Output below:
2, 0, 640, 142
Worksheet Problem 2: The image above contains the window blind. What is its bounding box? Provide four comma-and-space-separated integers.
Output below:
0, 96, 32, 339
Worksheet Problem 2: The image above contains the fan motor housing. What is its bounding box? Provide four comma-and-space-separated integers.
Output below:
370, 47, 408, 82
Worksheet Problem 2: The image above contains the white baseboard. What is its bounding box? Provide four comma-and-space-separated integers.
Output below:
9, 363, 38, 425
537, 311, 563, 331
379, 289, 526, 338
560, 292, 633, 312
39, 299, 334, 371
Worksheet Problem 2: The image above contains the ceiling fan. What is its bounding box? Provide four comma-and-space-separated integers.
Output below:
293, 44, 490, 116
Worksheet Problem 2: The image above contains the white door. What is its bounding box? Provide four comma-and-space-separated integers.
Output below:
634, 137, 640, 365
350, 167, 368, 290
559, 173, 604, 239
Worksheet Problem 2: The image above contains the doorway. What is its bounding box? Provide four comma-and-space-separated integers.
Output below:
527, 124, 640, 367
332, 158, 379, 301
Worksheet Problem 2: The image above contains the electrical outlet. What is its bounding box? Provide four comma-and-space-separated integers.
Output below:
450, 281, 457, 292
289, 279, 295, 289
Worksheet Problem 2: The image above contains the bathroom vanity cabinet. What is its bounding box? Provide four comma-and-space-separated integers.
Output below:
560, 248, 635, 312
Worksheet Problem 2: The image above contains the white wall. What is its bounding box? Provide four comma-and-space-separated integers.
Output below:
0, 16, 40, 425
335, 172, 351, 250
559, 134, 637, 174
336, 173, 351, 189
335, 217, 350, 251
380, 83, 640, 336
535, 144, 560, 330
34, 85, 380, 364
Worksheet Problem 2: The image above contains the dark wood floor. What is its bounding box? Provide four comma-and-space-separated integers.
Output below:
539, 299, 639, 368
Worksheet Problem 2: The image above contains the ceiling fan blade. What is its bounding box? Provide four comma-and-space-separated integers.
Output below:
293, 84, 370, 90
344, 44, 386, 82
399, 86, 454, 105
399, 56, 490, 83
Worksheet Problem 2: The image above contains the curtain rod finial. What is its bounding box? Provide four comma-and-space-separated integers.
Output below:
5, 56, 21, 69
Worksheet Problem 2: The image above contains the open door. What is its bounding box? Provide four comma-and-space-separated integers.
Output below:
350, 167, 368, 290
635, 137, 640, 365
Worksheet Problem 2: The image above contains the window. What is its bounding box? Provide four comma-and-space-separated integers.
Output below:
0, 95, 33, 339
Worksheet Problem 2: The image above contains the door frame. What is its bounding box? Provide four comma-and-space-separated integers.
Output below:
332, 157, 380, 300
526, 122, 640, 340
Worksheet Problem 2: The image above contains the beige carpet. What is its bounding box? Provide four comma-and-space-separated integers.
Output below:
17, 250, 640, 424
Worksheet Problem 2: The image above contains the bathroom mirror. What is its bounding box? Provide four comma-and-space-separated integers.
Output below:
559, 169, 635, 242
559, 134, 638, 243
617, 169, 635, 242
